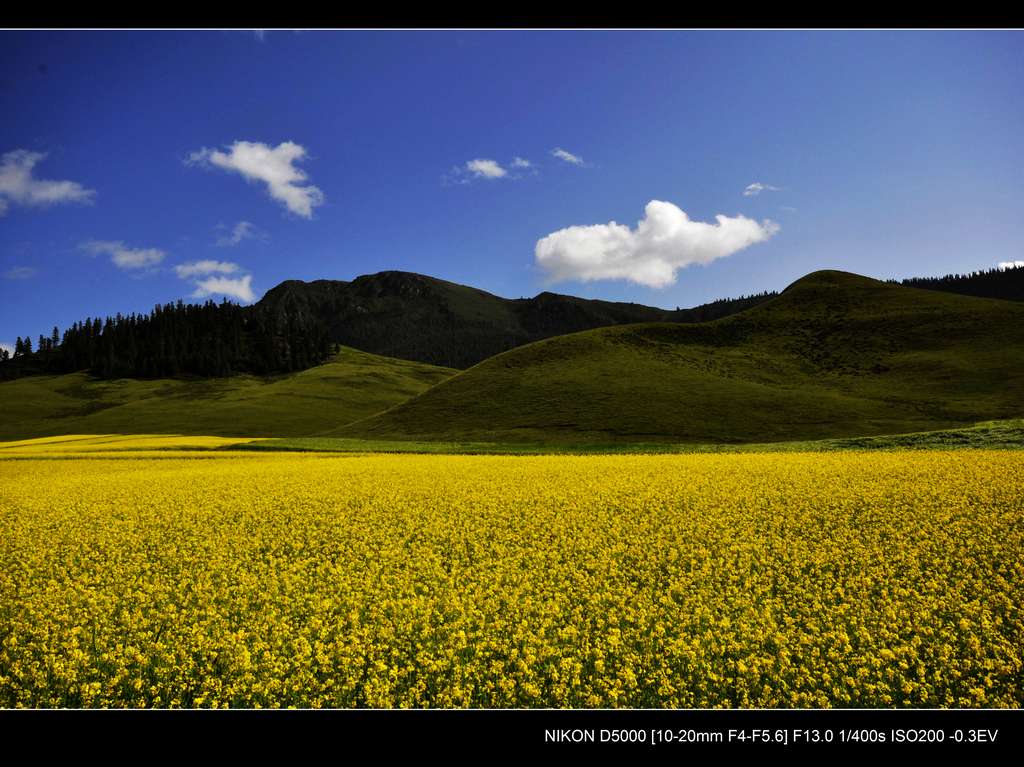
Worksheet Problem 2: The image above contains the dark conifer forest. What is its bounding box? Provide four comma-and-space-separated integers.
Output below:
893, 265, 1024, 302
0, 299, 333, 379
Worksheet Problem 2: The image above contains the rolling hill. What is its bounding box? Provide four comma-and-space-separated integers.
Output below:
0, 347, 455, 441
1, 270, 774, 382
336, 271, 1024, 444
8, 265, 1021, 382
257, 271, 773, 369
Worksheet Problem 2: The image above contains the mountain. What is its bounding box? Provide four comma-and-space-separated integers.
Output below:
0, 270, 774, 379
336, 271, 1024, 445
0, 347, 454, 442
8, 265, 1023, 380
256, 271, 774, 369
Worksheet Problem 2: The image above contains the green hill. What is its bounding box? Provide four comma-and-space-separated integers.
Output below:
0, 347, 455, 441
257, 271, 772, 369
1, 270, 773, 383
337, 271, 1024, 444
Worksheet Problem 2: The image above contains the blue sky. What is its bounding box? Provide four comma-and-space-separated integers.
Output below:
2, 30, 1023, 351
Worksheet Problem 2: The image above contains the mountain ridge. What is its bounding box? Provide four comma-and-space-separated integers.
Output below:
253, 269, 775, 369
4, 268, 1023, 446
336, 270, 1024, 444
4, 264, 1023, 380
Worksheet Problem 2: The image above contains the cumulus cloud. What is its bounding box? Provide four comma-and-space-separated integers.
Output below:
743, 182, 782, 196
215, 220, 264, 247
535, 200, 780, 289
465, 159, 507, 179
0, 150, 95, 214
173, 260, 242, 279
192, 275, 255, 303
173, 260, 255, 303
82, 240, 166, 270
187, 141, 324, 218
551, 147, 585, 166
3, 266, 36, 280
511, 157, 532, 168
998, 260, 1024, 270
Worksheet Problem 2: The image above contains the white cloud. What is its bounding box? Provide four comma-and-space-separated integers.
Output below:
82, 240, 166, 270
465, 159, 507, 179
174, 260, 255, 304
3, 266, 36, 280
174, 260, 242, 279
216, 220, 264, 247
998, 260, 1024, 270
192, 275, 256, 303
187, 141, 324, 218
0, 150, 95, 214
551, 147, 585, 166
743, 182, 782, 197
0, 343, 13, 357
444, 156, 539, 185
535, 200, 780, 289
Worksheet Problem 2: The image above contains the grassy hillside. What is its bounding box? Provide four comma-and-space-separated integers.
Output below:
0, 347, 455, 441
258, 271, 773, 369
338, 271, 1024, 444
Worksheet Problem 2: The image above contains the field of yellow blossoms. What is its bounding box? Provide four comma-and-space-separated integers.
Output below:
1, 443, 1021, 708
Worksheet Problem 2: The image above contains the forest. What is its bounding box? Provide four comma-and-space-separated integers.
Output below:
0, 298, 333, 379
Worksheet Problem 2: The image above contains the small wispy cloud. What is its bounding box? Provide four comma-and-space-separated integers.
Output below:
173, 260, 242, 279
192, 275, 256, 303
0, 149, 95, 215
535, 200, 779, 289
998, 260, 1024, 270
215, 220, 265, 247
81, 240, 166, 270
3, 266, 36, 280
551, 147, 586, 166
444, 156, 538, 185
187, 140, 324, 218
743, 182, 783, 197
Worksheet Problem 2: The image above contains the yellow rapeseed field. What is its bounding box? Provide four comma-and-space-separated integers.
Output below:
0, 448, 1021, 708
0, 434, 256, 454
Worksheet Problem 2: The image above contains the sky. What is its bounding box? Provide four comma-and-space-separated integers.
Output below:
2, 30, 1023, 352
